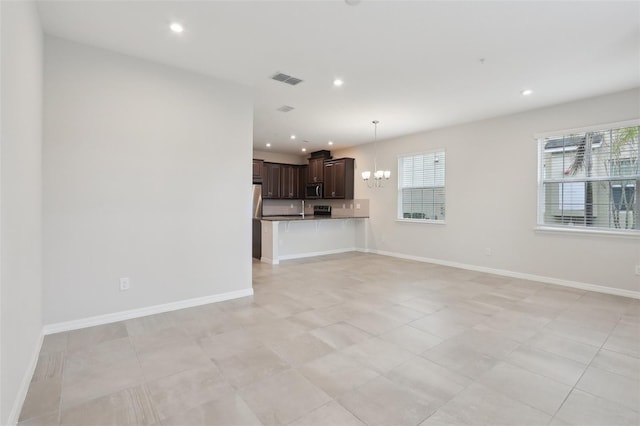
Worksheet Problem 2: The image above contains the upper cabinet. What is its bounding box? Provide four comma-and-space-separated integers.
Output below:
323, 158, 355, 199
262, 162, 281, 199
252, 159, 264, 183
281, 165, 306, 199
260, 162, 307, 199
308, 158, 324, 183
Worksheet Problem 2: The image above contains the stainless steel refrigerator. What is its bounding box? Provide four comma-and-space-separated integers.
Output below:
252, 184, 262, 259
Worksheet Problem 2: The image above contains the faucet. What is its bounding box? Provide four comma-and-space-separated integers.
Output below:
301, 200, 305, 219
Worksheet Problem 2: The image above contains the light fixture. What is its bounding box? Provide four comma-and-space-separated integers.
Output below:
333, 79, 344, 87
301, 148, 307, 152
169, 22, 184, 33
361, 120, 391, 188
290, 134, 296, 140
521, 89, 533, 96
266, 143, 271, 148
328, 141, 334, 146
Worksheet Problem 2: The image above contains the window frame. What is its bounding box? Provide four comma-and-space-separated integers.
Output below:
535, 119, 640, 237
396, 148, 446, 224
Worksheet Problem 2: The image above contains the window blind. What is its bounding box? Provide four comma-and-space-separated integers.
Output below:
398, 151, 446, 221
538, 124, 639, 231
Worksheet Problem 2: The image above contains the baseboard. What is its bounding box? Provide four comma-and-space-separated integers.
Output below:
6, 332, 44, 426
363, 248, 640, 300
42, 288, 254, 335
279, 247, 357, 262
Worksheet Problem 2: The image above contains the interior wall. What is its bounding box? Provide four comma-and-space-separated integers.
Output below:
0, 1, 44, 424
336, 88, 640, 294
253, 149, 306, 165
43, 37, 253, 325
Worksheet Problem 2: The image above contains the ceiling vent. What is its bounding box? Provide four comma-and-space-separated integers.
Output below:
277, 105, 295, 112
271, 72, 304, 86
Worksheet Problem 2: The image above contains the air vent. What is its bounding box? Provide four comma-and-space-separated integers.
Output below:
277, 105, 295, 112
271, 72, 304, 86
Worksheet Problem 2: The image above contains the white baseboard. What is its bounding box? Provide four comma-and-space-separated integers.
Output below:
362, 248, 640, 300
7, 333, 44, 426
42, 288, 254, 335
279, 247, 357, 262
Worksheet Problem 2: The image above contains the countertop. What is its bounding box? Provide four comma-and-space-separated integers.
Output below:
261, 215, 369, 221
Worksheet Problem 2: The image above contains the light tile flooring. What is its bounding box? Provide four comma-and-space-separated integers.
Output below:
19, 253, 640, 426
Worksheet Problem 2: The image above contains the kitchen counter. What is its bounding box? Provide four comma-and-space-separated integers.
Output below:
261, 215, 369, 221
260, 216, 368, 264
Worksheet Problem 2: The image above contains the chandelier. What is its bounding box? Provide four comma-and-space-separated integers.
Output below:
361, 120, 390, 187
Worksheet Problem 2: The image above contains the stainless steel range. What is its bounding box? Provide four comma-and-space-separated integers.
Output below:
313, 205, 332, 216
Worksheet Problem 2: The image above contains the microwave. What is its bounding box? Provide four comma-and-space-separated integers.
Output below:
305, 182, 323, 199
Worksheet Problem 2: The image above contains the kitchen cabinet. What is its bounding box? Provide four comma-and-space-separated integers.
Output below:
308, 158, 324, 183
281, 165, 304, 199
263, 162, 281, 199
252, 159, 263, 183
323, 158, 354, 199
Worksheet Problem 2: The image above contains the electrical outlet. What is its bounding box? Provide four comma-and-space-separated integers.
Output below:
119, 277, 130, 291
635, 265, 640, 276
350, 203, 353, 209
484, 248, 492, 256
356, 203, 361, 209
342, 203, 346, 209
290, 203, 294, 209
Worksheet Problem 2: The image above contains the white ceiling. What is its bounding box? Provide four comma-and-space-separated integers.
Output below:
37, 1, 640, 155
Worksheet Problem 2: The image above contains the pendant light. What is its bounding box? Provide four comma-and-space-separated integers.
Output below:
361, 120, 390, 187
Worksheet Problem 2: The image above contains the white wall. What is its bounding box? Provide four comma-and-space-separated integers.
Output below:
337, 88, 640, 295
43, 37, 253, 325
0, 1, 44, 424
253, 149, 306, 165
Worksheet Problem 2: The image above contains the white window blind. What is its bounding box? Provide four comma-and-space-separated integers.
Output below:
538, 123, 639, 232
398, 150, 445, 221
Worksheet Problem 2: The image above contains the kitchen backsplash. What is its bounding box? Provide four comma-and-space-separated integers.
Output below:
262, 199, 369, 217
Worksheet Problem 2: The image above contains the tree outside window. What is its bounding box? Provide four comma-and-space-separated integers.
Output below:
539, 124, 639, 232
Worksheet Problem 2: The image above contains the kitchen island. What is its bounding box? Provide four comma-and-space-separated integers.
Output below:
260, 215, 369, 264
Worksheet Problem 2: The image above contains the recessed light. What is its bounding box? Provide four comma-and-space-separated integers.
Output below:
333, 79, 344, 87
290, 135, 296, 140
521, 89, 533, 96
169, 22, 184, 33
328, 141, 334, 145
266, 143, 271, 148
301, 148, 307, 152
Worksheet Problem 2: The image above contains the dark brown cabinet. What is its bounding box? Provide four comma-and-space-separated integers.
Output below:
262, 162, 281, 199
262, 162, 307, 199
252, 159, 263, 183
281, 165, 304, 199
323, 158, 354, 199
308, 158, 324, 183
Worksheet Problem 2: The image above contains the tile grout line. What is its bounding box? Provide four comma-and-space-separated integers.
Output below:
546, 309, 625, 424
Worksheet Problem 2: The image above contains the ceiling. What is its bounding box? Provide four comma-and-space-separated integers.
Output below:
36, 1, 640, 155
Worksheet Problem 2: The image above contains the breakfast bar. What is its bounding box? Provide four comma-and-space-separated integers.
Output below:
260, 215, 368, 264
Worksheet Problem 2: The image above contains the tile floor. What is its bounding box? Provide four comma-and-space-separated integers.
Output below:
18, 252, 640, 426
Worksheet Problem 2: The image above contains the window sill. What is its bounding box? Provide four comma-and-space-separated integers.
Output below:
535, 225, 640, 239
396, 219, 446, 225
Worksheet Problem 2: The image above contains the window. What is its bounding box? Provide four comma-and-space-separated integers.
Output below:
398, 150, 445, 222
538, 123, 639, 232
